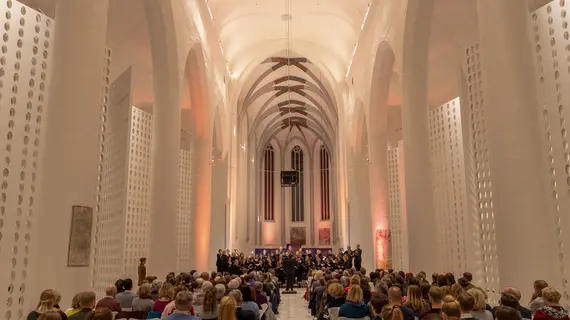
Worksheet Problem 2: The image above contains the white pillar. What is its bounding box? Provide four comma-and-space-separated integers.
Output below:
209, 156, 228, 267
477, 0, 560, 293
35, 0, 109, 304
192, 135, 212, 271
146, 0, 181, 278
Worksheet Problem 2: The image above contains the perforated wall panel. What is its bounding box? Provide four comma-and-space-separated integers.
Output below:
124, 107, 152, 279
177, 148, 193, 273
0, 2, 54, 319
463, 45, 499, 300
387, 146, 406, 271
428, 98, 469, 276
531, 2, 570, 301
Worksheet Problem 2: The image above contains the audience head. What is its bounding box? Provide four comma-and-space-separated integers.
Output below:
502, 287, 522, 302
86, 309, 113, 320
219, 296, 237, 320
463, 272, 473, 282
36, 289, 59, 313
405, 285, 424, 311
451, 283, 464, 299
347, 284, 364, 303
105, 285, 117, 298
499, 293, 520, 309
79, 291, 96, 309
215, 284, 226, 300
38, 311, 61, 320
370, 293, 390, 316
533, 280, 549, 297
137, 283, 152, 299
381, 305, 404, 320
495, 306, 522, 320
542, 286, 562, 306
122, 278, 133, 291
203, 286, 218, 312
158, 283, 174, 300
420, 282, 431, 301
350, 275, 361, 286
327, 282, 344, 299
429, 286, 444, 305
445, 273, 456, 285
174, 291, 193, 312
228, 289, 243, 306
388, 286, 403, 304
151, 280, 162, 293
442, 300, 461, 320
466, 288, 487, 311
239, 285, 254, 302
458, 293, 475, 313
114, 279, 124, 293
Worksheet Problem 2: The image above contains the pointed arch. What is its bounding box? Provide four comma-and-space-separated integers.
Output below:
291, 145, 305, 222
263, 144, 275, 221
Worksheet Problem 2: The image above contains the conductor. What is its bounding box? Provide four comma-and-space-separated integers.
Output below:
283, 254, 297, 292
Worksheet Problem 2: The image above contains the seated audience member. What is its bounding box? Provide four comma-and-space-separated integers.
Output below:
95, 285, 121, 313
162, 287, 196, 318
467, 288, 493, 320
38, 311, 62, 320
442, 300, 461, 320
66, 293, 82, 317
405, 285, 430, 314
150, 280, 162, 301
85, 309, 113, 320
116, 278, 137, 309
219, 296, 237, 320
388, 286, 415, 320
228, 289, 257, 320
458, 293, 478, 320
132, 283, 154, 312
326, 282, 346, 308
370, 293, 390, 320
493, 289, 532, 320
495, 306, 523, 320
27, 289, 68, 320
163, 291, 200, 320
420, 286, 444, 320
114, 279, 124, 294
69, 292, 97, 320
361, 278, 372, 304
339, 285, 370, 319
239, 285, 260, 317
194, 281, 214, 306
198, 286, 220, 320
154, 283, 174, 314
254, 281, 268, 305
529, 280, 549, 313
345, 275, 361, 294
533, 287, 569, 320
216, 284, 226, 301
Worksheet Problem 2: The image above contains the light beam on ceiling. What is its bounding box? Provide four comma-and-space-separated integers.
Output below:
345, 1, 373, 79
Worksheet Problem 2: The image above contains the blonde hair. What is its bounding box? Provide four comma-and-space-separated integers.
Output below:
219, 296, 237, 320
404, 285, 425, 312
542, 287, 562, 304
443, 295, 456, 303
36, 289, 59, 313
442, 300, 461, 318
451, 283, 463, 299
467, 288, 487, 311
347, 284, 363, 303
158, 283, 174, 300
314, 271, 324, 281
137, 283, 152, 299
328, 283, 344, 298
350, 275, 361, 286
382, 305, 404, 320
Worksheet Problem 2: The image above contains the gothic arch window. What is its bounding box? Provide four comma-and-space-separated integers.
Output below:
291, 145, 304, 222
320, 145, 331, 221
263, 145, 275, 221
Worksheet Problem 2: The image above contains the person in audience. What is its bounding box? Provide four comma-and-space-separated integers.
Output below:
239, 285, 260, 317
254, 281, 268, 305
339, 285, 370, 318
420, 286, 444, 320
194, 280, 214, 306
467, 288, 493, 320
199, 286, 220, 320
228, 289, 257, 320
163, 291, 200, 320
405, 285, 430, 314
85, 309, 113, 320
216, 284, 227, 301
432, 274, 439, 286
493, 288, 532, 319
28, 289, 68, 320
529, 280, 549, 313
116, 278, 137, 309
162, 286, 195, 318
68, 291, 96, 320
458, 292, 478, 320
95, 285, 121, 313
114, 279, 124, 294
66, 293, 82, 317
150, 280, 162, 301
345, 275, 361, 294
370, 293, 390, 320
533, 287, 569, 320
132, 283, 154, 312
361, 278, 372, 304
154, 282, 174, 313
38, 311, 62, 320
219, 296, 237, 320
451, 283, 464, 299
495, 306, 523, 320
388, 286, 415, 320
420, 282, 431, 302
138, 257, 147, 286
442, 300, 462, 320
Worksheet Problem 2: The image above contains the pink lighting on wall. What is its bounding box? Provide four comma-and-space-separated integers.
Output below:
375, 228, 391, 269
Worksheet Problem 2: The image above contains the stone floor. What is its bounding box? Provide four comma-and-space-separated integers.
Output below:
276, 290, 314, 319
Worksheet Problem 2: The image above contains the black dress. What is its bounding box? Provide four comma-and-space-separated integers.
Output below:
27, 311, 68, 320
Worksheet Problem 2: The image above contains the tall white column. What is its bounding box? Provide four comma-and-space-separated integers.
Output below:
477, 0, 559, 294
146, 0, 180, 278
192, 135, 212, 271
35, 0, 109, 304
210, 155, 228, 267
